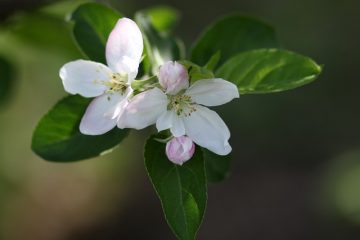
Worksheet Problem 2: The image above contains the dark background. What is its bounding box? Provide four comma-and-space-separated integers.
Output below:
0, 0, 359, 239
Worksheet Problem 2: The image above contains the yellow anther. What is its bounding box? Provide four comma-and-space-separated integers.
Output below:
104, 73, 128, 94
168, 94, 196, 117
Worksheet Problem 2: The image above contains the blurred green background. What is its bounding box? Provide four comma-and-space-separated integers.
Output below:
0, 0, 359, 239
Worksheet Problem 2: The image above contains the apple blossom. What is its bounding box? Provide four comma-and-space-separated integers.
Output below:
166, 136, 195, 165
120, 61, 239, 156
59, 18, 143, 135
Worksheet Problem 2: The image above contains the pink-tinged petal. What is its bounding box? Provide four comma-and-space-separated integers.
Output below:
166, 136, 195, 165
60, 60, 112, 97
185, 78, 239, 106
106, 18, 143, 81
183, 105, 231, 155
80, 92, 126, 135
118, 87, 167, 129
158, 61, 189, 95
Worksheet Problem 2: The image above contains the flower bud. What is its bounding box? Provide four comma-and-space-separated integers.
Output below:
166, 136, 195, 165
159, 61, 189, 95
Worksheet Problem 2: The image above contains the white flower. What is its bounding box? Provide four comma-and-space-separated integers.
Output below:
120, 61, 239, 155
59, 18, 143, 135
166, 136, 195, 165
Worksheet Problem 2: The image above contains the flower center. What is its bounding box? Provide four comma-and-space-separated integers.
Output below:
168, 94, 196, 117
104, 73, 128, 94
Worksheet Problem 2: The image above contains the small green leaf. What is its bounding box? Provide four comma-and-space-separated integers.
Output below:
179, 60, 214, 82
216, 49, 322, 94
191, 15, 278, 67
32, 95, 128, 162
135, 12, 184, 74
204, 51, 221, 71
189, 65, 214, 82
70, 3, 122, 63
203, 149, 232, 183
145, 136, 207, 240
144, 6, 180, 33
0, 56, 15, 105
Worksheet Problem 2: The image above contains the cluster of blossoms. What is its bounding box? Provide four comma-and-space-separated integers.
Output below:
60, 18, 239, 165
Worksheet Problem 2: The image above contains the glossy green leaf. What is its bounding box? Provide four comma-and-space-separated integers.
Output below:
191, 15, 278, 67
32, 95, 128, 162
70, 3, 122, 63
0, 56, 15, 105
144, 6, 180, 33
135, 12, 184, 74
216, 49, 322, 94
145, 136, 207, 240
203, 149, 232, 183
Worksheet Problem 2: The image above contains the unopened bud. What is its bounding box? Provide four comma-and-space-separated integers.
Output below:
166, 136, 195, 165
159, 61, 189, 95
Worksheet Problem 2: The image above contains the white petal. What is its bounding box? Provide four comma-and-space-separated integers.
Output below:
156, 110, 175, 132
171, 116, 185, 137
106, 18, 143, 81
80, 93, 126, 135
183, 105, 231, 155
118, 87, 167, 129
185, 78, 239, 106
155, 110, 185, 136
60, 60, 112, 97
110, 87, 132, 119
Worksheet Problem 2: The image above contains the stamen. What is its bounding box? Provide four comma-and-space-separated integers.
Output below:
103, 73, 128, 94
168, 94, 197, 117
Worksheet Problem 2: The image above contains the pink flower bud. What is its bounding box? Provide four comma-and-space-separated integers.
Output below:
166, 136, 195, 165
158, 61, 189, 95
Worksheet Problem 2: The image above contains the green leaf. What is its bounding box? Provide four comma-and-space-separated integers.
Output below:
144, 6, 180, 33
216, 49, 322, 94
0, 56, 15, 105
135, 12, 184, 74
11, 12, 79, 54
145, 136, 207, 240
32, 95, 128, 162
204, 51, 221, 71
70, 3, 122, 63
191, 15, 278, 67
189, 65, 214, 82
179, 60, 214, 82
203, 149, 232, 183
